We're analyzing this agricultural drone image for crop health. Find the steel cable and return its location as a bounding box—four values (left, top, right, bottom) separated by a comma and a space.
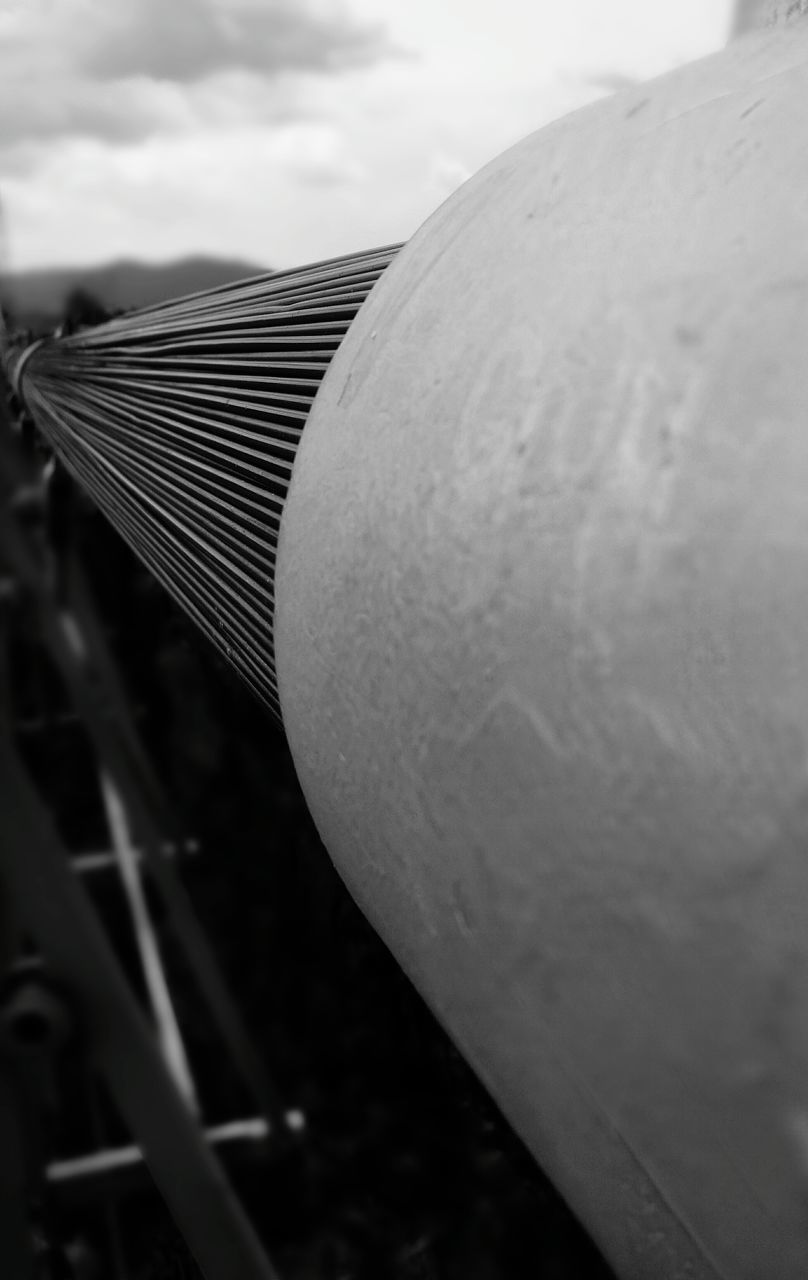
9, 243, 402, 719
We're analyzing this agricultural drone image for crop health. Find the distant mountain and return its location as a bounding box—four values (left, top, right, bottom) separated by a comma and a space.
2, 254, 270, 333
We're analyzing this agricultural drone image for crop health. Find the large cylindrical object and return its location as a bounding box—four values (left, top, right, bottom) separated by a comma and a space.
276, 21, 808, 1280
734, 0, 808, 35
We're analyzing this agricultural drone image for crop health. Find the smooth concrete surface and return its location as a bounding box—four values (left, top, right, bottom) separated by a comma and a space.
276, 22, 808, 1279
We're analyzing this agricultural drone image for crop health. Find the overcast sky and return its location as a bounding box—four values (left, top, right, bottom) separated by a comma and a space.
0, 0, 735, 272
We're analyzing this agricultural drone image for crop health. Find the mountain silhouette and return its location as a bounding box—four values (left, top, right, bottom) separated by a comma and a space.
2, 254, 270, 332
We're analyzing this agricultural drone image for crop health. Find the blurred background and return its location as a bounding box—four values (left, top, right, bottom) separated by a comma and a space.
1, 3, 742, 1277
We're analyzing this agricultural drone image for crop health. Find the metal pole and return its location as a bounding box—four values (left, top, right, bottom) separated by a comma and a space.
0, 1064, 35, 1280
99, 769, 199, 1116
0, 733, 280, 1280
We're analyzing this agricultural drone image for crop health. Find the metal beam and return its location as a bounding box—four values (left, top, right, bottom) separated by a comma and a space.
48, 1118, 270, 1202
0, 732, 279, 1280
0, 1065, 35, 1280
0, 451, 286, 1136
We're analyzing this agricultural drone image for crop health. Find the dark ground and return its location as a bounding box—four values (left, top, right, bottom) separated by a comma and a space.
4, 391, 617, 1278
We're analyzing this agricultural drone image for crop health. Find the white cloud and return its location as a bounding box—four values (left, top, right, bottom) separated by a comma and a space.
265, 123, 366, 185
78, 0, 394, 84
1, 0, 736, 271
0, 0, 397, 149
428, 155, 474, 198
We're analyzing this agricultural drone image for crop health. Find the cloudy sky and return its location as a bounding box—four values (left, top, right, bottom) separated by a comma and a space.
0, 0, 736, 271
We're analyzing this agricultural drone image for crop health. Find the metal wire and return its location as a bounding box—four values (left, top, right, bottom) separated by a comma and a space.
8, 243, 402, 719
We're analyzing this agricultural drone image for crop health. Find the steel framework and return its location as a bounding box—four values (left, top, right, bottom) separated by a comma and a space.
0, 382, 286, 1279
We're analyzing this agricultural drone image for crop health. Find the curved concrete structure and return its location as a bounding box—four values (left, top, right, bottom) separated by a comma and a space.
276, 22, 808, 1279
734, 0, 808, 36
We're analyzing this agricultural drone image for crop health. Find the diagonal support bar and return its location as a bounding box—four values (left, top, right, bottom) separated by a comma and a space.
0, 436, 286, 1134
0, 732, 279, 1280
99, 768, 199, 1115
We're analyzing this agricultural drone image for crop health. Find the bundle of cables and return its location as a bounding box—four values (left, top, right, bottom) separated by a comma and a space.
3, 243, 401, 719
